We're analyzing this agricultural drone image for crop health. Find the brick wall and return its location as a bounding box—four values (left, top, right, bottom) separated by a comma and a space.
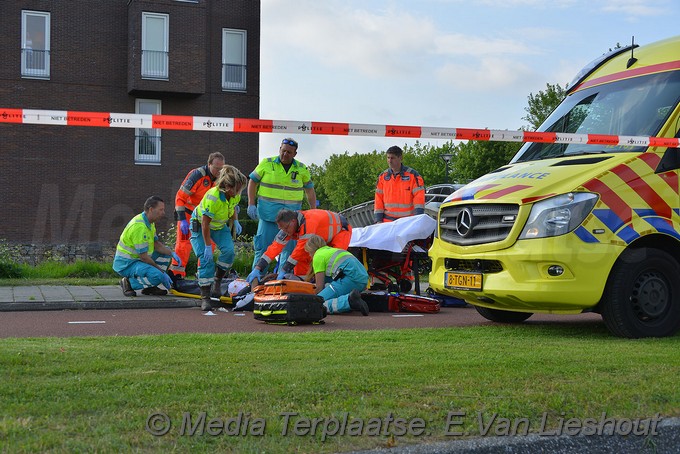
0, 0, 261, 246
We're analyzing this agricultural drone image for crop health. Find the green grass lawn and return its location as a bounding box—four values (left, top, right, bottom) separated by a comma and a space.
2, 325, 679, 453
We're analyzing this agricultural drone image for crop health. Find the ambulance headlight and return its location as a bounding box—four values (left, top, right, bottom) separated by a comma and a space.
520, 193, 598, 239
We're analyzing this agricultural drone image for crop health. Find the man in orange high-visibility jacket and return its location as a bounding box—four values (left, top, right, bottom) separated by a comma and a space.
374, 146, 425, 223
170, 152, 225, 277
246, 209, 352, 282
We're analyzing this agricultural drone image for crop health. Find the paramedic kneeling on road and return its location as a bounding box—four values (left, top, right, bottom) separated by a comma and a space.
246, 138, 316, 272
374, 145, 425, 223
190, 165, 247, 311
114, 196, 180, 297
304, 235, 369, 315
247, 209, 352, 283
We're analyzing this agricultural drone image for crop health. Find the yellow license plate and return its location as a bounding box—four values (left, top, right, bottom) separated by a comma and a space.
445, 272, 482, 291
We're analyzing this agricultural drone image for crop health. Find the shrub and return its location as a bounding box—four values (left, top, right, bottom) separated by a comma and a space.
0, 261, 23, 278
0, 240, 24, 278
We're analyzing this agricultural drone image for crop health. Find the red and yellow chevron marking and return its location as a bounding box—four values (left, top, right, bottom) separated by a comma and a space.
582, 154, 680, 236
478, 184, 533, 200
448, 183, 541, 201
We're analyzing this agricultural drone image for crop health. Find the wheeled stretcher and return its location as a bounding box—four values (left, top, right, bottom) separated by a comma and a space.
348, 214, 436, 295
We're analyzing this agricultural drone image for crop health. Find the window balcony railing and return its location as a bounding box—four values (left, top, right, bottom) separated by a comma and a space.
141, 50, 169, 79
135, 132, 161, 164
222, 63, 246, 91
21, 48, 50, 78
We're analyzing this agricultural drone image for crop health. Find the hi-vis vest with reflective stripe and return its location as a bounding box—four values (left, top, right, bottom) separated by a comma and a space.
115, 213, 155, 260
175, 165, 216, 218
311, 246, 353, 278
261, 209, 349, 267
250, 157, 311, 205
374, 165, 425, 221
192, 186, 240, 230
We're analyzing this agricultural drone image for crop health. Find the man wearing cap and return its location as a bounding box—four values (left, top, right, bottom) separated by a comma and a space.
246, 138, 316, 272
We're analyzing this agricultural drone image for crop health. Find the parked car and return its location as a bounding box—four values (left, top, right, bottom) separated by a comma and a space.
424, 183, 466, 204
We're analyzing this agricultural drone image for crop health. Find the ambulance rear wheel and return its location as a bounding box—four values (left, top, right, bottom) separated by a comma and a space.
601, 248, 680, 338
475, 306, 533, 323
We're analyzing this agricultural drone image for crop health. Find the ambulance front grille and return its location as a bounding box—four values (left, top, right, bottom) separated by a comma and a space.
439, 204, 519, 246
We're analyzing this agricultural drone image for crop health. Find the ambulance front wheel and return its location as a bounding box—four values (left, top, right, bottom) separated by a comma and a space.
600, 248, 680, 338
474, 306, 533, 323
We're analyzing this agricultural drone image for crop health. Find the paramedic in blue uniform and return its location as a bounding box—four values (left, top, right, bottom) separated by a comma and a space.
304, 234, 369, 316
114, 196, 179, 297
191, 164, 247, 311
246, 137, 316, 272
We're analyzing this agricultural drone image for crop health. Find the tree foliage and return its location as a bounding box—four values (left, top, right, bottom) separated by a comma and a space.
454, 140, 521, 183
308, 82, 561, 211
317, 151, 384, 211
521, 82, 566, 131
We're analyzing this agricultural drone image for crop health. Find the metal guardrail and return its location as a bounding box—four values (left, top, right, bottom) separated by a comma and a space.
340, 200, 375, 228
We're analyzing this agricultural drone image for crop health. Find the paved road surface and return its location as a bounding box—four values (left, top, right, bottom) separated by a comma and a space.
0, 304, 604, 338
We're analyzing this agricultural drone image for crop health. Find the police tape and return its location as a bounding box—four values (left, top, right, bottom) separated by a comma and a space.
2, 107, 679, 148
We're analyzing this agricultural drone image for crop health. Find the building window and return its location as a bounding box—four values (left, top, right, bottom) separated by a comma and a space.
222, 29, 246, 91
21, 10, 50, 79
135, 99, 161, 164
141, 13, 169, 79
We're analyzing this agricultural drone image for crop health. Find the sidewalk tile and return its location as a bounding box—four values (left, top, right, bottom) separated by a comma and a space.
0, 287, 14, 303
12, 286, 45, 303
64, 286, 104, 302
38, 285, 74, 302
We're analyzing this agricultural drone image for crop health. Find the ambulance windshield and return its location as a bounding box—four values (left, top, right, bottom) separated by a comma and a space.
512, 70, 680, 163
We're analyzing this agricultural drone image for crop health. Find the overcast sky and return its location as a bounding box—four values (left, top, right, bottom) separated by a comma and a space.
259, 0, 677, 166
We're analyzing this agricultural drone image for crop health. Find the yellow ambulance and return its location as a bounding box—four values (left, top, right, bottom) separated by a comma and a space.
428, 35, 680, 338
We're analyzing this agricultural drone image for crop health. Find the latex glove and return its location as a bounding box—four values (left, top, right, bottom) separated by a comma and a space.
246, 268, 262, 284
203, 245, 213, 263
160, 273, 173, 290
233, 220, 242, 236
179, 219, 190, 235
374, 213, 384, 223
172, 252, 182, 267
247, 205, 258, 220
276, 269, 286, 280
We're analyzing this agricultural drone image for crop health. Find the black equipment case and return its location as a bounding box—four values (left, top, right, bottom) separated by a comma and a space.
253, 280, 326, 325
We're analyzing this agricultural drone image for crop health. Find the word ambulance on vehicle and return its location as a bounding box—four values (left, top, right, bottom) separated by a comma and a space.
428, 35, 680, 338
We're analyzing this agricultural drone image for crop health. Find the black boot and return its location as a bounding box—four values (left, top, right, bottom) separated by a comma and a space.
348, 289, 369, 316
200, 285, 212, 311
211, 267, 227, 299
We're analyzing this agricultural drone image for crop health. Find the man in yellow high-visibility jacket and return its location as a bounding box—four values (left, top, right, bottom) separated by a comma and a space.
113, 196, 180, 297
246, 137, 316, 272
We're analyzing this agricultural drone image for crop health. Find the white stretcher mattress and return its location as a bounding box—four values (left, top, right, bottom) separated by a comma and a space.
349, 214, 436, 253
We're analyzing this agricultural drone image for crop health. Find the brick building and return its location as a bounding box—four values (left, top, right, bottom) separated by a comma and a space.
0, 0, 260, 258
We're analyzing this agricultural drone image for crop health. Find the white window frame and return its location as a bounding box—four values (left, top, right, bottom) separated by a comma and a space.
135, 99, 162, 165
141, 12, 169, 79
222, 29, 247, 91
21, 10, 51, 79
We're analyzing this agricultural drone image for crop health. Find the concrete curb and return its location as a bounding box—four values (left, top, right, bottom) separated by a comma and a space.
0, 298, 199, 312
